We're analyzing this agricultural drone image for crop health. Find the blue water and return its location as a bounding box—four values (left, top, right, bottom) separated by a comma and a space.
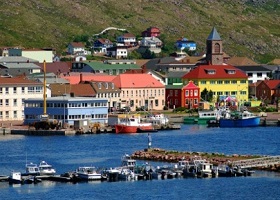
0, 125, 280, 200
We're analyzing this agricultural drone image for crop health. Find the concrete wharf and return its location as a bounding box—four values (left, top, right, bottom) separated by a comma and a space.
232, 156, 280, 169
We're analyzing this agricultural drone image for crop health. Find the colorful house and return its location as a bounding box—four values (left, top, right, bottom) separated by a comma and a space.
182, 27, 248, 106
181, 81, 200, 109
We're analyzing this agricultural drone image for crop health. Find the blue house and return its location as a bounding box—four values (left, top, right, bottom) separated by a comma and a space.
175, 38, 196, 51
24, 96, 108, 126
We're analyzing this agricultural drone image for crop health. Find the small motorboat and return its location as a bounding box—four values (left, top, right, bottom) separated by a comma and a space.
25, 162, 40, 176
76, 167, 103, 181
38, 161, 56, 175
8, 171, 22, 184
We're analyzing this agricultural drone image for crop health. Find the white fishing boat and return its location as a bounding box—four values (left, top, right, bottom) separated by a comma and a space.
38, 161, 56, 175
121, 154, 137, 170
76, 167, 102, 181
25, 162, 40, 176
8, 171, 22, 184
143, 113, 169, 125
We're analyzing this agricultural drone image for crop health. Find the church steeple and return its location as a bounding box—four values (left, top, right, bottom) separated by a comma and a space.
206, 27, 223, 65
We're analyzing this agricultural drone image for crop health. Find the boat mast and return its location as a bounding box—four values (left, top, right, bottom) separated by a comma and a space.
43, 60, 47, 116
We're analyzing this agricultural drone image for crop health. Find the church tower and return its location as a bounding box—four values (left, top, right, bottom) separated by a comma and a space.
206, 27, 223, 65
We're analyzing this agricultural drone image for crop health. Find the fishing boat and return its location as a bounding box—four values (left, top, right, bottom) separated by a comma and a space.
219, 110, 260, 128
8, 171, 22, 184
25, 162, 40, 176
142, 113, 169, 126
38, 161, 56, 175
115, 115, 154, 134
184, 109, 219, 125
76, 167, 103, 181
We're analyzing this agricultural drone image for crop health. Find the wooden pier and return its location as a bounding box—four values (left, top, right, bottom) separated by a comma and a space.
232, 156, 280, 169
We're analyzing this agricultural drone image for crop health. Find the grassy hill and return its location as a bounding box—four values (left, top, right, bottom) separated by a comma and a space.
0, 0, 279, 63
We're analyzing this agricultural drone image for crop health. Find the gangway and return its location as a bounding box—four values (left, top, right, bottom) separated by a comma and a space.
232, 156, 280, 169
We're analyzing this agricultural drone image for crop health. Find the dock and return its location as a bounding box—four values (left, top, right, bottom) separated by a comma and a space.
232, 156, 280, 169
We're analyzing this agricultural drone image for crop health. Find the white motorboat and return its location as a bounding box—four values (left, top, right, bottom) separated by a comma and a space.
143, 113, 169, 125
38, 161, 56, 175
76, 167, 102, 181
8, 171, 22, 184
121, 154, 137, 170
25, 162, 40, 175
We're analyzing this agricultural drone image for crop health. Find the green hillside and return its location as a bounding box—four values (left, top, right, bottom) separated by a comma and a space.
1, 0, 279, 63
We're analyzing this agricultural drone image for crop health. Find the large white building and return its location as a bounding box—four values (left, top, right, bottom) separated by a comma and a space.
0, 77, 43, 122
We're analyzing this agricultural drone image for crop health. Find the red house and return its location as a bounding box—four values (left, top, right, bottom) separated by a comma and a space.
181, 81, 200, 109
142, 27, 161, 37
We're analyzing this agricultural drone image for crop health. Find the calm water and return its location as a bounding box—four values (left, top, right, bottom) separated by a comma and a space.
0, 125, 279, 200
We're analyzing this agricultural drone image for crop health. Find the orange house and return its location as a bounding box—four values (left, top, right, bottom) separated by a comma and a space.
181, 81, 200, 109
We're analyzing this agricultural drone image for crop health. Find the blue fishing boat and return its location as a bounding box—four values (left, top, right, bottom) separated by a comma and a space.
219, 110, 260, 128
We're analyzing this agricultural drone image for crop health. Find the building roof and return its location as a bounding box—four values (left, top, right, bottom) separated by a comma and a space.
50, 83, 95, 97
37, 62, 71, 74
0, 62, 41, 69
97, 38, 113, 44
182, 80, 199, 90
113, 73, 165, 88
0, 56, 39, 63
61, 72, 116, 84
166, 71, 188, 78
84, 61, 140, 70
0, 76, 42, 85
227, 57, 258, 66
235, 65, 272, 72
121, 33, 135, 38
207, 27, 221, 40
70, 42, 85, 48
182, 64, 248, 79
90, 82, 121, 93
264, 80, 280, 89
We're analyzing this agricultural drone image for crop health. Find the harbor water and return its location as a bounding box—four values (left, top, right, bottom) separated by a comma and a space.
0, 124, 279, 200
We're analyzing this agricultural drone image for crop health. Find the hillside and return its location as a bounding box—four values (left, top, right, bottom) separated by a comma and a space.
0, 0, 279, 63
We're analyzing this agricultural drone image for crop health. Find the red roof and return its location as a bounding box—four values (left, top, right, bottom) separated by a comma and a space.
60, 72, 116, 84
182, 80, 199, 90
264, 80, 280, 89
113, 74, 164, 88
0, 77, 41, 85
122, 33, 135, 38
70, 42, 85, 48
182, 64, 247, 79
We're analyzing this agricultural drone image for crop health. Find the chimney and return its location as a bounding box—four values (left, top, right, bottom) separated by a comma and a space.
80, 73, 83, 83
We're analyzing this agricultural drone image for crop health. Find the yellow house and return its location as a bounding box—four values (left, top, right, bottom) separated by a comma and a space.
182, 64, 248, 105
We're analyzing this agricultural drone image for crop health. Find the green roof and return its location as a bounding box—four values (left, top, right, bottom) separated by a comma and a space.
84, 61, 141, 70
166, 85, 183, 89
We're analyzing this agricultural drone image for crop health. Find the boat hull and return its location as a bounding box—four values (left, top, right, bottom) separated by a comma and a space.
115, 124, 154, 134
219, 117, 260, 128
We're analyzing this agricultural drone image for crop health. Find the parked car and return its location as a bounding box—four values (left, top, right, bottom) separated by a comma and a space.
119, 106, 131, 113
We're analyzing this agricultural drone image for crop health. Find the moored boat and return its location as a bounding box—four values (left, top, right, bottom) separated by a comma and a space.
8, 171, 22, 184
25, 162, 40, 176
76, 167, 103, 181
219, 110, 260, 128
38, 161, 56, 175
115, 115, 154, 134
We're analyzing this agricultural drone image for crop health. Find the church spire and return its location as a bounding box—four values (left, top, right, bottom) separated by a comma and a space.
207, 27, 221, 41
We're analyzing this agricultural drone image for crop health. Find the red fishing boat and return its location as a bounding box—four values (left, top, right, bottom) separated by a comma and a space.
115, 115, 154, 134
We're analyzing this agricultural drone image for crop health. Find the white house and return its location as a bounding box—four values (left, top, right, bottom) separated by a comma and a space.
139, 37, 163, 54
67, 42, 88, 55
235, 65, 271, 84
22, 49, 54, 63
0, 77, 44, 121
117, 33, 137, 47
106, 46, 128, 59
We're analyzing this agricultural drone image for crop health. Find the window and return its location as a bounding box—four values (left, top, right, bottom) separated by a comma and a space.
0, 87, 2, 94
5, 99, 9, 106
185, 90, 189, 96
0, 99, 2, 106
170, 90, 173, 96
200, 81, 206, 84
210, 81, 216, 84
257, 73, 262, 78
5, 111, 9, 119
13, 99, 17, 106
13, 111, 17, 118
214, 43, 220, 53
217, 80, 223, 84
240, 80, 246, 84
155, 100, 158, 106
22, 87, 25, 94
231, 80, 237, 84
175, 90, 178, 97
194, 90, 198, 96
224, 80, 230, 84
13, 87, 17, 94
247, 73, 253, 77
5, 87, 9, 94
